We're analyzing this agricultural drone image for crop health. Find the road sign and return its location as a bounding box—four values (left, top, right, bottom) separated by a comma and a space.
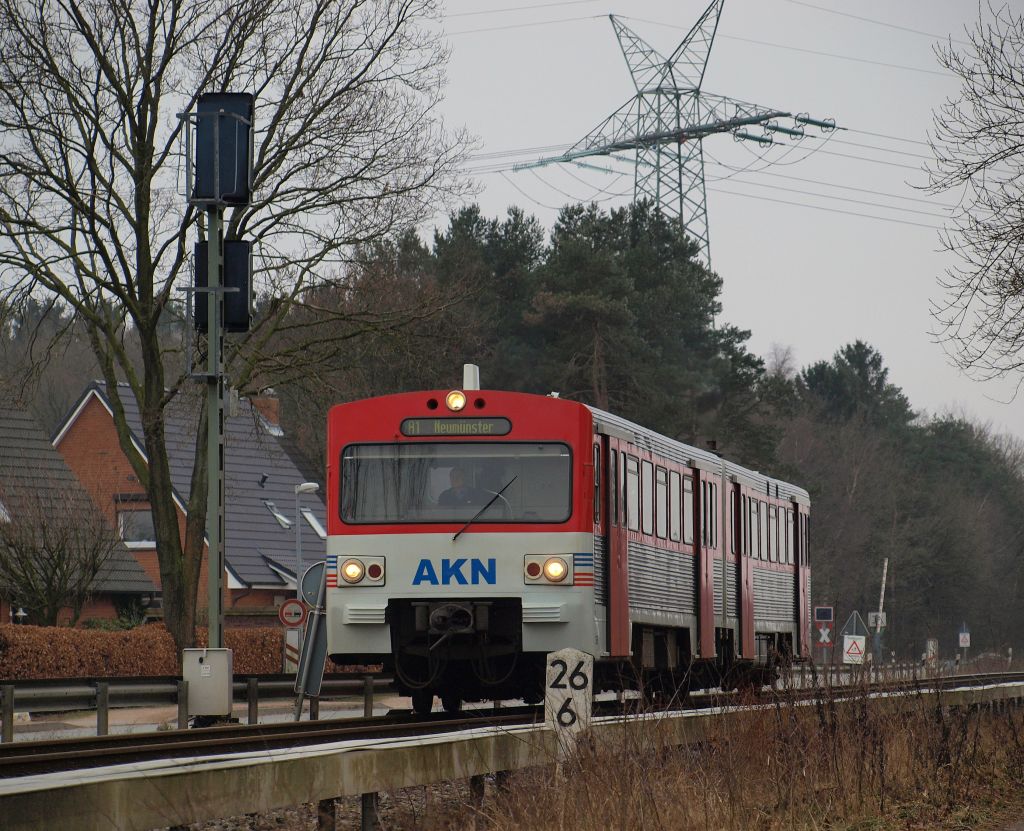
545, 648, 593, 755
843, 634, 866, 665
840, 611, 869, 638
278, 598, 308, 628
959, 631, 971, 649
867, 611, 887, 630
814, 606, 833, 623
817, 622, 833, 646
300, 561, 326, 606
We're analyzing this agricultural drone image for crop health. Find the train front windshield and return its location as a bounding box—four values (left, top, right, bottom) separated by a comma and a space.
340, 442, 572, 524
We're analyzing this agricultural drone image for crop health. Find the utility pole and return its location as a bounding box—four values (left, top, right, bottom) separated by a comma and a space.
873, 557, 888, 665
515, 0, 836, 264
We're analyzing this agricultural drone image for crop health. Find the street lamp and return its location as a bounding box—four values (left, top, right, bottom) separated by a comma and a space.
294, 482, 320, 601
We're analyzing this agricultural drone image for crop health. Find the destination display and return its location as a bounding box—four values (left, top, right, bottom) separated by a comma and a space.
400, 417, 512, 437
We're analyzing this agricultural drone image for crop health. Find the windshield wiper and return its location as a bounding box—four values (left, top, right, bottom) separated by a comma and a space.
452, 475, 517, 542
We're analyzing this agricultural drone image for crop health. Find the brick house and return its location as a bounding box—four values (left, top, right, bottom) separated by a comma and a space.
53, 383, 326, 625
0, 407, 155, 625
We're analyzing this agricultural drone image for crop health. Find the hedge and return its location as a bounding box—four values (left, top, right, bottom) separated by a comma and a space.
0, 624, 287, 679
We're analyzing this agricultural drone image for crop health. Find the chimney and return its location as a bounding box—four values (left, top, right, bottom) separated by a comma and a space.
251, 394, 280, 426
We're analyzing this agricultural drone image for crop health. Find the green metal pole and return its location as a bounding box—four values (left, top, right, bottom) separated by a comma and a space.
206, 206, 224, 649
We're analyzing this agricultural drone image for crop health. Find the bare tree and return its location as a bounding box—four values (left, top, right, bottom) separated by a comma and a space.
928, 2, 1024, 382
0, 477, 122, 625
0, 0, 470, 654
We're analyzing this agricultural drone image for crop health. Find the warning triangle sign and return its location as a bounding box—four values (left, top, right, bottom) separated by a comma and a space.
846, 639, 863, 656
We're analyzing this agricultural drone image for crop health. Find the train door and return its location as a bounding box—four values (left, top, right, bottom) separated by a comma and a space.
604, 436, 630, 658
795, 505, 811, 658
696, 468, 716, 658
738, 486, 755, 659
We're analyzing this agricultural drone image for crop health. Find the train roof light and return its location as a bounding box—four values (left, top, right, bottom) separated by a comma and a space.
446, 390, 467, 411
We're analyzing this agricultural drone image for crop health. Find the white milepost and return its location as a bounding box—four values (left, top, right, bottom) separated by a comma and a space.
545, 647, 593, 753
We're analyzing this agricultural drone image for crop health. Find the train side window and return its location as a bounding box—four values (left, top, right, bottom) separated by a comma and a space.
781, 508, 788, 564
700, 481, 707, 546
625, 456, 639, 531
655, 466, 668, 539
729, 490, 736, 554
641, 460, 654, 536
759, 501, 769, 560
620, 452, 626, 526
609, 450, 618, 527
768, 506, 778, 562
683, 476, 694, 544
669, 471, 681, 542
804, 515, 811, 566
710, 483, 718, 549
593, 445, 601, 525
748, 499, 758, 558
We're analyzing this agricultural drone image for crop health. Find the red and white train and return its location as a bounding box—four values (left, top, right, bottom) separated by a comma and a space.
324, 368, 811, 713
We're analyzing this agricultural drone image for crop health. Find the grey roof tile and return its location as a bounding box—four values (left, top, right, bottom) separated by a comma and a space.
81, 383, 325, 587
0, 407, 155, 595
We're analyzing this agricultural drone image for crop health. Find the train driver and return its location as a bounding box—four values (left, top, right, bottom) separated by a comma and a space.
438, 466, 484, 507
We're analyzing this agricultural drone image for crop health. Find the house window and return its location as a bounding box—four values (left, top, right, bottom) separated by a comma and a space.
118, 508, 155, 547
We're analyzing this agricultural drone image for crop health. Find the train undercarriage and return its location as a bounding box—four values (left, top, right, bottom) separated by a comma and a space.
346, 598, 796, 714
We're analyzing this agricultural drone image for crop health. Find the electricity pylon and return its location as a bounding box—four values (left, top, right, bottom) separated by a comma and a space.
515, 0, 834, 264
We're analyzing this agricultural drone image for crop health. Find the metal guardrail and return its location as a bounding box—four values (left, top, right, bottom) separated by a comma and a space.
2, 676, 1023, 831
0, 673, 391, 742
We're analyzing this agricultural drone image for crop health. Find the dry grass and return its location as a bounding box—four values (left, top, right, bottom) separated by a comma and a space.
382, 679, 1024, 831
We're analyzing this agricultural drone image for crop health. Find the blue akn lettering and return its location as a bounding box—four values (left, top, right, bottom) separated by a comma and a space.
412, 558, 496, 585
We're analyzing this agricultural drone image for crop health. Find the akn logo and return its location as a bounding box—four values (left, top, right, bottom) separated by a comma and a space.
412, 558, 496, 586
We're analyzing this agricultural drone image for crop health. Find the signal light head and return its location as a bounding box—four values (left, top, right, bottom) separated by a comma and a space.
341, 558, 365, 584
543, 557, 568, 582
445, 390, 467, 411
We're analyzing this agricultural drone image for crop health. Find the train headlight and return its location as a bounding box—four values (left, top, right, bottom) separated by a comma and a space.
445, 390, 467, 411
341, 558, 365, 584
543, 557, 568, 583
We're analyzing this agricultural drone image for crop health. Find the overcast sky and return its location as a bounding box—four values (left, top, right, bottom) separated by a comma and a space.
428, 0, 1024, 438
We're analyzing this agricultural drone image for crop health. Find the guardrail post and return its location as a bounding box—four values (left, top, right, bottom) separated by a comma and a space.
470, 774, 485, 806
177, 680, 189, 729
317, 797, 336, 830
360, 792, 379, 831
247, 677, 259, 725
96, 682, 109, 736
2, 685, 13, 743
363, 673, 374, 718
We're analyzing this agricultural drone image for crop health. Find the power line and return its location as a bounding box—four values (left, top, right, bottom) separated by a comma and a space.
781, 0, 971, 47
709, 187, 941, 230
497, 166, 944, 232
445, 0, 600, 19
447, 13, 597, 36
624, 15, 950, 77
704, 157, 955, 209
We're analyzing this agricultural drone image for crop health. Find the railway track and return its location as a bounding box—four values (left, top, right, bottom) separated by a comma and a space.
2, 671, 1020, 779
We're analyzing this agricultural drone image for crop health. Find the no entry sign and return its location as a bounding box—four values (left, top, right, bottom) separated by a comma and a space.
278, 598, 308, 628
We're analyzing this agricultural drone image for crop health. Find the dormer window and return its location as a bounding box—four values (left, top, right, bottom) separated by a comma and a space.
301, 508, 326, 540
263, 500, 293, 529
